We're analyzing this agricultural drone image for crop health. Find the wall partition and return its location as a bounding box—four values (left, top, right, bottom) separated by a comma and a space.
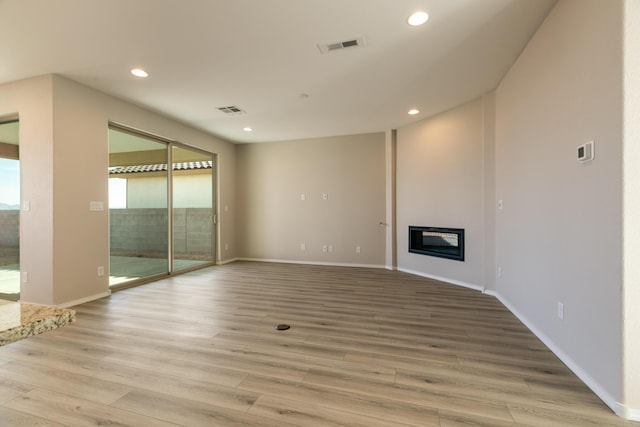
108, 126, 215, 288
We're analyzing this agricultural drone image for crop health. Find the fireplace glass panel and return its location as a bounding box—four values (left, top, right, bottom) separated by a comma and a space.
409, 226, 464, 261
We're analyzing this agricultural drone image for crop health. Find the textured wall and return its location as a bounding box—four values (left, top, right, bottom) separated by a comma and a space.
110, 208, 213, 259
0, 210, 19, 248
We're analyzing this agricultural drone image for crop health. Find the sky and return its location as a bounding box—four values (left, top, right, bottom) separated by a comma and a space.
109, 178, 127, 209
0, 158, 20, 207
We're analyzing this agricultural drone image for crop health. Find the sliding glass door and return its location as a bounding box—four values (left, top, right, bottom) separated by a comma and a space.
108, 126, 215, 287
0, 120, 19, 301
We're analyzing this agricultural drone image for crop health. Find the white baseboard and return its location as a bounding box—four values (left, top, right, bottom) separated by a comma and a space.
217, 257, 239, 265
56, 290, 112, 308
489, 290, 632, 419
236, 257, 386, 269
396, 267, 484, 292
617, 405, 640, 422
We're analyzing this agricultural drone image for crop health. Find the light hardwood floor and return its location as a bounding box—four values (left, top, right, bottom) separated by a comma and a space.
0, 261, 637, 426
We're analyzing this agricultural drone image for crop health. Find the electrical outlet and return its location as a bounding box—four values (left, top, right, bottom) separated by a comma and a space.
356, 246, 361, 253
322, 245, 328, 252
498, 267, 502, 277
22, 271, 28, 283
97, 266, 104, 276
300, 193, 306, 201
322, 193, 328, 200
300, 243, 306, 251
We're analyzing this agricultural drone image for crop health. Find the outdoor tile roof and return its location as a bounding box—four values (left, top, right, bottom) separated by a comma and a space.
109, 161, 213, 175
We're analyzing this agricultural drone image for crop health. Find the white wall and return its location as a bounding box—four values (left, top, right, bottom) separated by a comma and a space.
396, 97, 490, 289
236, 133, 386, 266
495, 0, 624, 413
0, 74, 236, 306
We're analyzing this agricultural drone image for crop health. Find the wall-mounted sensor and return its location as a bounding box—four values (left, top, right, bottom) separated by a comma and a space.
577, 141, 594, 163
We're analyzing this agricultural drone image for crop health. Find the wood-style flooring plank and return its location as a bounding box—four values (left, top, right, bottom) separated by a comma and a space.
0, 378, 33, 405
92, 362, 260, 412
439, 409, 533, 427
112, 388, 299, 427
0, 343, 111, 377
0, 406, 66, 427
238, 373, 441, 427
4, 389, 178, 427
248, 394, 420, 427
0, 360, 132, 405
301, 368, 514, 423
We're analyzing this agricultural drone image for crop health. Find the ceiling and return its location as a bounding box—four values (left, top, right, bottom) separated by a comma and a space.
0, 0, 557, 144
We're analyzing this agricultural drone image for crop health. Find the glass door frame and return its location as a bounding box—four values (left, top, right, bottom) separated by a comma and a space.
108, 123, 217, 290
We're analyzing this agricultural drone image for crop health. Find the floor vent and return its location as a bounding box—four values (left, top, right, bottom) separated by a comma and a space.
318, 36, 366, 54
217, 106, 246, 115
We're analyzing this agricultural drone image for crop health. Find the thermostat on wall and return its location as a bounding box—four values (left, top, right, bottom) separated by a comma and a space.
577, 141, 594, 163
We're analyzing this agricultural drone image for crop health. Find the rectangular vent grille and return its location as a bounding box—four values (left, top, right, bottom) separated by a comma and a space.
318, 36, 366, 54
217, 105, 246, 115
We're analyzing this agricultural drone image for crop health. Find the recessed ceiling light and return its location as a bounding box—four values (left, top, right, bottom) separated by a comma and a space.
408, 11, 429, 26
243, 127, 253, 132
408, 109, 420, 115
130, 68, 149, 78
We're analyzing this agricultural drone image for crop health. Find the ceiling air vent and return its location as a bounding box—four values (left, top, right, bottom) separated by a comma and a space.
217, 105, 246, 116
318, 36, 366, 54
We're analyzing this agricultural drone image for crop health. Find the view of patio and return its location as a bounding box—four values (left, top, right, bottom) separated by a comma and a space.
0, 209, 19, 301
0, 260, 19, 301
